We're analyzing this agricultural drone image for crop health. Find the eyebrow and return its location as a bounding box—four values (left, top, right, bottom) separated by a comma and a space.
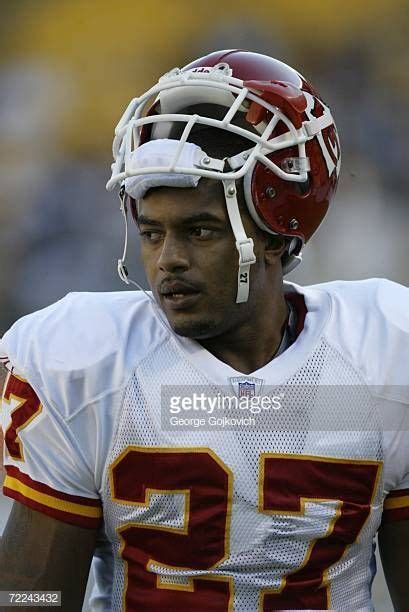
136, 215, 163, 227
137, 212, 224, 227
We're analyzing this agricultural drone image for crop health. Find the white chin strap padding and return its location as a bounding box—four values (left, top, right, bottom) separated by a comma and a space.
223, 180, 256, 304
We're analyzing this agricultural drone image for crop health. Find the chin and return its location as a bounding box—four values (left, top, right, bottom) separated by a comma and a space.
167, 314, 220, 340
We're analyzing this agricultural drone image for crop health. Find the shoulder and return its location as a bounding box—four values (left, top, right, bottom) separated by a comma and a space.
309, 277, 409, 326
0, 291, 168, 417
303, 278, 409, 392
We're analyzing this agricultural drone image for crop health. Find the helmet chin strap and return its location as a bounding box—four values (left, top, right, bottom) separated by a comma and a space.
222, 179, 256, 303
117, 186, 155, 305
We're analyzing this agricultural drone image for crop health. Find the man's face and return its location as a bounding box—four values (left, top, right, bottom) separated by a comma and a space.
137, 179, 274, 339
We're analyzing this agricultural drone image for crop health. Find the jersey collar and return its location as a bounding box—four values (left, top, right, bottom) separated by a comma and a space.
169, 281, 331, 386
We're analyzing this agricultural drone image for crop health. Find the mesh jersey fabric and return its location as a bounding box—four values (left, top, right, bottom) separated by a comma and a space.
1, 278, 409, 611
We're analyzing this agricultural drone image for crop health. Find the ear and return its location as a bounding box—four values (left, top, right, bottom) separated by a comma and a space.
264, 234, 287, 266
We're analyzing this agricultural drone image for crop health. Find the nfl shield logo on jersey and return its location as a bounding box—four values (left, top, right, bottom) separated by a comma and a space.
238, 381, 256, 397
229, 376, 264, 397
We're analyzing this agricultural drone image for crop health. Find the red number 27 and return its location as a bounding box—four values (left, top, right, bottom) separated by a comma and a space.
110, 447, 380, 611
2, 373, 42, 462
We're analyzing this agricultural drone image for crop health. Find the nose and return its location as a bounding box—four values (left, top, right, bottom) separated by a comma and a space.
157, 234, 190, 274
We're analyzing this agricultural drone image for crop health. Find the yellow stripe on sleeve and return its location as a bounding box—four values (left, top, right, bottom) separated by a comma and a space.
4, 475, 102, 519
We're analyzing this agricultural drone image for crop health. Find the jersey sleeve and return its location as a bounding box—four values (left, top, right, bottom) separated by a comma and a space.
319, 279, 409, 525
368, 281, 409, 523
0, 291, 162, 530
1, 368, 103, 529
381, 423, 409, 525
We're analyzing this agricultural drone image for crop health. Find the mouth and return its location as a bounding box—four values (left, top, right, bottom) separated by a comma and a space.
159, 281, 202, 311
162, 293, 201, 310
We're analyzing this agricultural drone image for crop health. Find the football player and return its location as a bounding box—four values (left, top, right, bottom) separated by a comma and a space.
0, 50, 408, 611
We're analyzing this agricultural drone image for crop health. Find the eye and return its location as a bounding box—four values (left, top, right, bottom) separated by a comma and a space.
190, 227, 214, 239
139, 230, 163, 243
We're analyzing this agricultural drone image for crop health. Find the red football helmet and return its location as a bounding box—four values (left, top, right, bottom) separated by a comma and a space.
107, 50, 341, 301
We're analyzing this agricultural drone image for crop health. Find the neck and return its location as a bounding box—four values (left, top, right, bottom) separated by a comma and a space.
199, 285, 288, 375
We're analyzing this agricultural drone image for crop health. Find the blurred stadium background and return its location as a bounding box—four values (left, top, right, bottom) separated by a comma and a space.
0, 1, 408, 609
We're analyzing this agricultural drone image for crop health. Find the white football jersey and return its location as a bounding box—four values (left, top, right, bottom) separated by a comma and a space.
1, 279, 409, 612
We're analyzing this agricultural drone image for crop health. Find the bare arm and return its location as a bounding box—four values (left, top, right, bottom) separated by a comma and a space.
0, 502, 98, 611
379, 520, 409, 611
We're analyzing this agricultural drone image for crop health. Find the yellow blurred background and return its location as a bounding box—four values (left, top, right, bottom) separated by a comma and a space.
1, 0, 408, 332
0, 2, 408, 609
2, 0, 408, 155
